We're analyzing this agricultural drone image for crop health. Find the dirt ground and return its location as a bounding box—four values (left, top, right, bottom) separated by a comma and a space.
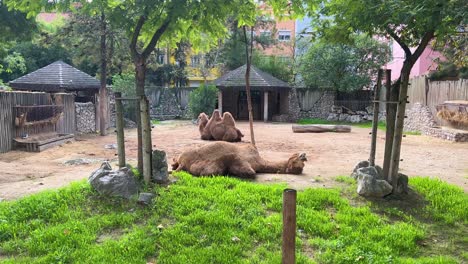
1, 121, 467, 200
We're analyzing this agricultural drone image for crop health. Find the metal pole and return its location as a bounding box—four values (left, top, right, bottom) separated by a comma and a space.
282, 189, 297, 264
115, 92, 126, 168
369, 69, 383, 167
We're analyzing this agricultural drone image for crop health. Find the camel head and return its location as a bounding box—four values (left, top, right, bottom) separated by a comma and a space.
285, 153, 307, 174
197, 112, 209, 126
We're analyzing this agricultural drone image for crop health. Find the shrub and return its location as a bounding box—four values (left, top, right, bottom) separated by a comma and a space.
188, 84, 218, 118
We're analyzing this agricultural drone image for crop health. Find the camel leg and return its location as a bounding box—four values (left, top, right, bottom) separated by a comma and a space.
228, 159, 256, 178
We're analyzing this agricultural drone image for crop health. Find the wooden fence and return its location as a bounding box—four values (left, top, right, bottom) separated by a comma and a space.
407, 77, 467, 124
0, 91, 75, 153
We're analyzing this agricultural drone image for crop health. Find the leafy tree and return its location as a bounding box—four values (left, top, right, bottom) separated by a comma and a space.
297, 34, 390, 91
271, 0, 466, 191
188, 84, 219, 118
252, 53, 293, 83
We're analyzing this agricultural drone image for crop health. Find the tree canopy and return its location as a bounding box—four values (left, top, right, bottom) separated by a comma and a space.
297, 34, 390, 91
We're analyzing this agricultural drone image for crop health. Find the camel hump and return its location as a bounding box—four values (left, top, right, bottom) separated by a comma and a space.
222, 112, 236, 126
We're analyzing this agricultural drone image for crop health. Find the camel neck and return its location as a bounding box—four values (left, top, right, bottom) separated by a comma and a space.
258, 160, 288, 174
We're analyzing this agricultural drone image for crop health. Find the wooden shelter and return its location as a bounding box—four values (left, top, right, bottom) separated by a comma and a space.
215, 65, 291, 121
9, 60, 100, 102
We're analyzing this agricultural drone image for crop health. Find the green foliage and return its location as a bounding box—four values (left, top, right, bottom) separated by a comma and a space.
0, 174, 466, 263
297, 34, 390, 91
429, 61, 468, 81
112, 73, 135, 96
188, 84, 219, 118
253, 54, 293, 83
410, 177, 468, 224
0, 3, 36, 42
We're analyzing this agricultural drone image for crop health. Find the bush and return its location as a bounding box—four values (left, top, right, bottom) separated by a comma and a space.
188, 84, 218, 118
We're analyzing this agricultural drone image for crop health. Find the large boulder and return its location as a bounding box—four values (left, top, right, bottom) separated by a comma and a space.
351, 160, 369, 179
357, 174, 393, 197
152, 149, 169, 183
88, 162, 139, 199
349, 115, 362, 123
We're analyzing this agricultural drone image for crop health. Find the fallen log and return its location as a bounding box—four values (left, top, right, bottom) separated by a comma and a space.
292, 124, 351, 133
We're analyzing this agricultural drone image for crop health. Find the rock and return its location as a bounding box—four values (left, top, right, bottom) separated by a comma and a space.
137, 192, 155, 205
64, 158, 102, 166
88, 162, 139, 199
327, 113, 339, 121
357, 174, 393, 197
356, 111, 367, 115
351, 160, 369, 179
339, 114, 349, 122
104, 144, 117, 149
124, 118, 137, 129
375, 165, 384, 178
357, 166, 384, 180
366, 106, 374, 114
349, 115, 362, 123
395, 173, 409, 194
152, 149, 169, 183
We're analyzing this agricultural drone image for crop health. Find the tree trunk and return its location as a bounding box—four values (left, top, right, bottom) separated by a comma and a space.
369, 69, 382, 167
99, 12, 108, 136
388, 62, 412, 191
135, 58, 146, 175
383, 71, 399, 182
135, 58, 152, 183
243, 26, 256, 146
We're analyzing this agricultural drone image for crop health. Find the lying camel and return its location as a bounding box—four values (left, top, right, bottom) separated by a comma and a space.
198, 110, 244, 142
172, 141, 307, 178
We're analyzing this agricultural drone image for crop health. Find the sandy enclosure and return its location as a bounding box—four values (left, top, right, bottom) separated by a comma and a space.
0, 121, 467, 200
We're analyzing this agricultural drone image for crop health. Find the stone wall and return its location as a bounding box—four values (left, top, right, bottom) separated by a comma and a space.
75, 102, 96, 133
147, 88, 192, 120
297, 90, 336, 119
404, 103, 468, 142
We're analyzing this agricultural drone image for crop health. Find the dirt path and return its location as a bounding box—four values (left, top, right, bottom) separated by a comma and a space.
1, 121, 467, 200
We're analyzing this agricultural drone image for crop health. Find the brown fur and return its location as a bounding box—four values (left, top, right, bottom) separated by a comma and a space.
172, 142, 307, 178
198, 110, 244, 142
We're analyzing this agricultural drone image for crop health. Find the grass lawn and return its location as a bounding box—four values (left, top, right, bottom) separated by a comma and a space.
298, 118, 421, 135
1, 173, 466, 263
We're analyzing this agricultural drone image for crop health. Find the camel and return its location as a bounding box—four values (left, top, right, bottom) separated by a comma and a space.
198, 110, 244, 142
172, 141, 307, 178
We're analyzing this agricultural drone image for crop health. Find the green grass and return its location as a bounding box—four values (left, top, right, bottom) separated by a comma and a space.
298, 118, 386, 131
151, 120, 160, 125
0, 174, 466, 263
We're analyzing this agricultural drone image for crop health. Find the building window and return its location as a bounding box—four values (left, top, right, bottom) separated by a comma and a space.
278, 30, 291, 41
191, 55, 201, 67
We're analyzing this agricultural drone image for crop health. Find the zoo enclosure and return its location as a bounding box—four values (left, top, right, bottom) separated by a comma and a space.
0, 91, 75, 153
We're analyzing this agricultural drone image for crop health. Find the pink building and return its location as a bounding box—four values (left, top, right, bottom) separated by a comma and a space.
385, 40, 443, 81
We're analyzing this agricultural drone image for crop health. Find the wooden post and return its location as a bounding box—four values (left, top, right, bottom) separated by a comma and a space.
218, 91, 223, 112
136, 99, 143, 174
383, 70, 399, 182
369, 69, 382, 167
115, 92, 126, 168
264, 91, 269, 122
389, 67, 411, 192
140, 95, 152, 184
282, 189, 297, 264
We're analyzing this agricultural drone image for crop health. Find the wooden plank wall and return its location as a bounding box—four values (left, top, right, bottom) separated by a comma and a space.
407, 77, 468, 124
0, 91, 76, 153
0, 92, 13, 153
55, 93, 76, 134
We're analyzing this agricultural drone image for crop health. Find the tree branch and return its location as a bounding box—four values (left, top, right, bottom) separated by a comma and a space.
141, 18, 171, 59
130, 15, 146, 59
410, 31, 435, 63
386, 27, 411, 58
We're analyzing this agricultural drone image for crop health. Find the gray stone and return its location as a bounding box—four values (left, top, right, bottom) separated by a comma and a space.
137, 192, 155, 205
357, 174, 393, 197
375, 165, 384, 179
356, 111, 367, 115
327, 113, 339, 121
75, 102, 96, 133
339, 114, 349, 122
357, 166, 384, 180
64, 158, 102, 166
152, 149, 169, 183
395, 173, 409, 194
349, 115, 362, 123
104, 144, 117, 149
88, 162, 139, 199
351, 160, 369, 179
366, 106, 374, 114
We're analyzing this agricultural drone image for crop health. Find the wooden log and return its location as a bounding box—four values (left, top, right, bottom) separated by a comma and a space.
115, 92, 126, 168
292, 124, 351, 133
